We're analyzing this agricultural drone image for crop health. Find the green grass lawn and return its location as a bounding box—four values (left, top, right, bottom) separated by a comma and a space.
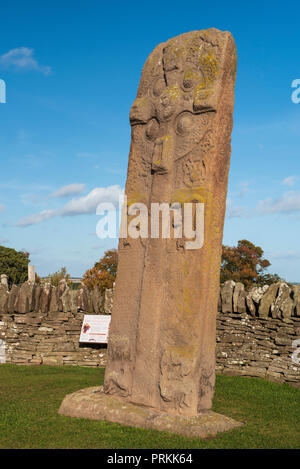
0, 364, 299, 449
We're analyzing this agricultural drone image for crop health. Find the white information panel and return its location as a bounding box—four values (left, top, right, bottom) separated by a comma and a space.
79, 315, 111, 344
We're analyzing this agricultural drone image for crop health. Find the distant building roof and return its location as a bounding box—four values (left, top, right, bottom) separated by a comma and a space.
69, 278, 83, 284
40, 277, 83, 284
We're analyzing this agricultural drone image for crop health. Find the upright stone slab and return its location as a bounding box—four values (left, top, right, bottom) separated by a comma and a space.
28, 265, 35, 284
60, 29, 239, 436
0, 274, 8, 289
105, 29, 237, 415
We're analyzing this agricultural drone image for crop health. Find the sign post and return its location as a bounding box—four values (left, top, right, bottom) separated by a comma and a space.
79, 315, 111, 344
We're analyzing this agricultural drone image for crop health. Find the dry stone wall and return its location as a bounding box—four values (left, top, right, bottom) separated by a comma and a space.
216, 280, 300, 387
216, 312, 300, 387
0, 280, 110, 367
0, 279, 299, 387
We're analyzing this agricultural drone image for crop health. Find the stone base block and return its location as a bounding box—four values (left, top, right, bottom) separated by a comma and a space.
58, 386, 243, 439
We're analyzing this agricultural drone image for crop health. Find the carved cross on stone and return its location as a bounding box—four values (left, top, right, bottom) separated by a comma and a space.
59, 30, 240, 437
103, 29, 237, 416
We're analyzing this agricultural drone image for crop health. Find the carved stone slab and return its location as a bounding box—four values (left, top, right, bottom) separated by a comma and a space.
59, 29, 237, 434
103, 29, 237, 417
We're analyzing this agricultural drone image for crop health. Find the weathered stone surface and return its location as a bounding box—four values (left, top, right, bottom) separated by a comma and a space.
218, 292, 222, 312
245, 293, 256, 316
293, 285, 300, 317
59, 386, 242, 438
39, 282, 52, 314
28, 265, 35, 283
33, 285, 42, 312
55, 342, 75, 353
0, 274, 8, 288
233, 282, 246, 314
15, 282, 35, 314
77, 286, 91, 312
251, 285, 269, 305
274, 335, 291, 346
271, 283, 293, 319
0, 284, 8, 314
61, 288, 78, 313
90, 287, 104, 314
104, 287, 114, 315
57, 279, 67, 311
49, 286, 59, 311
259, 283, 280, 318
104, 29, 237, 419
245, 285, 268, 316
7, 285, 19, 313
221, 281, 235, 313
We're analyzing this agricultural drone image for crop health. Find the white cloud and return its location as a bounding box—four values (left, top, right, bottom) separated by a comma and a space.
17, 185, 124, 227
0, 204, 5, 212
17, 209, 55, 226
0, 47, 51, 75
50, 183, 86, 198
282, 176, 296, 187
257, 191, 300, 214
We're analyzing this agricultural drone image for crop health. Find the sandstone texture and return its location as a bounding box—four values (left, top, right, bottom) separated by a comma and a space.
59, 386, 242, 438
104, 28, 237, 417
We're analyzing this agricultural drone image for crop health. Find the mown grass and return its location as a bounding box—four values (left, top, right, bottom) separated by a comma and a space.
0, 364, 299, 449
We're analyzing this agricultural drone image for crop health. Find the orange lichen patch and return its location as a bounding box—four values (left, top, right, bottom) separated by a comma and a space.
161, 135, 173, 161
194, 84, 212, 101
171, 187, 213, 205
183, 68, 202, 81
127, 192, 148, 207
165, 344, 196, 362
199, 50, 218, 80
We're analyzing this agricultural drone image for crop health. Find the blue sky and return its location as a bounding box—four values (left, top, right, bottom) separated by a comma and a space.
0, 1, 300, 281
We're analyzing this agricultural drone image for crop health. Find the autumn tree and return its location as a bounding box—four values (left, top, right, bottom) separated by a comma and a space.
83, 249, 118, 293
83, 242, 279, 293
220, 239, 281, 288
0, 245, 30, 286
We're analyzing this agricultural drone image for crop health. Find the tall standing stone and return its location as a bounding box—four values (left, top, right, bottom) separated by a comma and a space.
59, 29, 240, 436
104, 29, 237, 415
0, 274, 8, 289
28, 265, 35, 283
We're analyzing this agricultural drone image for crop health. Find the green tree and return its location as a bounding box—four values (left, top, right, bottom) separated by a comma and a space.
221, 239, 281, 288
46, 266, 71, 287
0, 245, 30, 286
83, 249, 118, 293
